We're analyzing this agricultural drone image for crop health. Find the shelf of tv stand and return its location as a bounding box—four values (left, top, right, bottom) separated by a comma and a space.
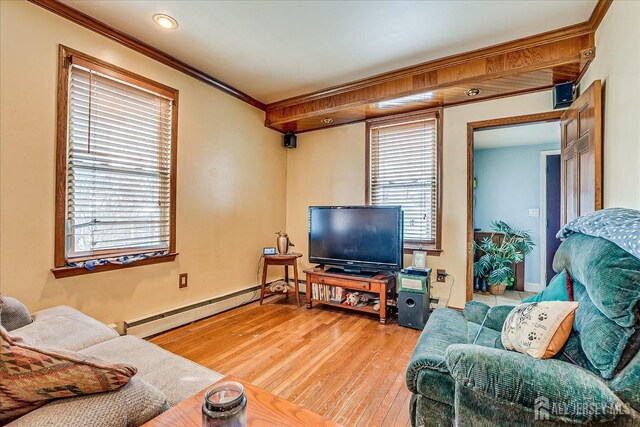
304, 267, 396, 324
311, 299, 380, 315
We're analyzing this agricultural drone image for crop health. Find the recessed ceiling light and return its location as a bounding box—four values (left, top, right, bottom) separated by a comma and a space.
465, 88, 481, 97
153, 14, 178, 30
320, 118, 334, 124
378, 92, 434, 109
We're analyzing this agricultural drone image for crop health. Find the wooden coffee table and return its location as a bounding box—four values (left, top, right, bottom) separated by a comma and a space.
143, 376, 342, 426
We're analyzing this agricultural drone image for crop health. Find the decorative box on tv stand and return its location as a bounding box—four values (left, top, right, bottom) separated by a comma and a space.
398, 267, 431, 293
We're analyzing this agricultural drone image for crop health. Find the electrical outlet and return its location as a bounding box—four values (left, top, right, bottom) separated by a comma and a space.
179, 273, 188, 288
436, 269, 447, 282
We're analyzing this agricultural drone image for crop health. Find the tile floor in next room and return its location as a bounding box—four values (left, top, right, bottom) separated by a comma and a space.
472, 289, 537, 307
150, 294, 421, 427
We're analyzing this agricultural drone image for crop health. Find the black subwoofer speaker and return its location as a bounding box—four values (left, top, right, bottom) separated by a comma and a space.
398, 291, 430, 330
283, 132, 297, 148
553, 82, 575, 109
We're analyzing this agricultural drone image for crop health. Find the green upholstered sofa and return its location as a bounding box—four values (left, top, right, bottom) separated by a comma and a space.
406, 233, 640, 426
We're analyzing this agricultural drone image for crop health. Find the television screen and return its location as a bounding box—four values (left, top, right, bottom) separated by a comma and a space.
308, 206, 403, 272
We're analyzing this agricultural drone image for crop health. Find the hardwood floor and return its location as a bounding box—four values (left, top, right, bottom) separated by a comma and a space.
150, 295, 421, 427
473, 289, 537, 307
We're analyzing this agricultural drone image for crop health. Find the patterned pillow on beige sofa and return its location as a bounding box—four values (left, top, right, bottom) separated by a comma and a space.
0, 295, 33, 331
0, 327, 137, 423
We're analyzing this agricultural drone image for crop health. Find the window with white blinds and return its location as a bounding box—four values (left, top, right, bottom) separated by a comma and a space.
59, 51, 177, 263
368, 114, 440, 248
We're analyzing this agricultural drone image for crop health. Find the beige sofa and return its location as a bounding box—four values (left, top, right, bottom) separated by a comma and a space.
3, 303, 222, 426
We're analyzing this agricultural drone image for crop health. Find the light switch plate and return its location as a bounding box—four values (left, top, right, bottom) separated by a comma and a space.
528, 208, 540, 217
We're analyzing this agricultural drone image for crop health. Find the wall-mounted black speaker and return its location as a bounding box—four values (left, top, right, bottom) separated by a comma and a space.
553, 82, 575, 109
398, 291, 430, 330
283, 132, 297, 149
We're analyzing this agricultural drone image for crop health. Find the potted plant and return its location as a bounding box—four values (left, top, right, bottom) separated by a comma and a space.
473, 262, 488, 293
473, 221, 534, 295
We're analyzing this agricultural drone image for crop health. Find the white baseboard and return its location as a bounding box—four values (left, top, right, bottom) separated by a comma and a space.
524, 282, 544, 293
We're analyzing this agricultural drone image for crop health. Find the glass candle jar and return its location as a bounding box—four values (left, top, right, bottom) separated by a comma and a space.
202, 381, 247, 427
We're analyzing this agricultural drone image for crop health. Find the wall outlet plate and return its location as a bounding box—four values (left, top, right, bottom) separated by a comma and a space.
436, 269, 447, 282
179, 273, 188, 288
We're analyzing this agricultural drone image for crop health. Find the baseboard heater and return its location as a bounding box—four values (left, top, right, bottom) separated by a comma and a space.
124, 285, 262, 338
124, 280, 308, 338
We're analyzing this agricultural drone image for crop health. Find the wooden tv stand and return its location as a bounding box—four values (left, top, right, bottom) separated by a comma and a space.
304, 267, 396, 324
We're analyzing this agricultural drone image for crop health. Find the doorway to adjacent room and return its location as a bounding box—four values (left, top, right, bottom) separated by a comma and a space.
466, 112, 563, 306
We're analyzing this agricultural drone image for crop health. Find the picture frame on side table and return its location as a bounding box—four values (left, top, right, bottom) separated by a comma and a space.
412, 251, 427, 269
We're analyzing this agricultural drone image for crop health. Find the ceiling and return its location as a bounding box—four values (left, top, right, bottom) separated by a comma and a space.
61, 0, 597, 104
474, 121, 561, 150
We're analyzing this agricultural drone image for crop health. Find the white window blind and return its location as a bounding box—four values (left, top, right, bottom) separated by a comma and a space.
369, 116, 438, 243
65, 63, 174, 260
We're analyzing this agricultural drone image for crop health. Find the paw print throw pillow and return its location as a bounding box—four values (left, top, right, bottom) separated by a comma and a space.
501, 301, 579, 359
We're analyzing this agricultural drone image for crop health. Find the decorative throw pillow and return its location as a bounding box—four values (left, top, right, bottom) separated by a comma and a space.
501, 301, 579, 359
0, 295, 33, 331
523, 270, 573, 303
0, 327, 137, 423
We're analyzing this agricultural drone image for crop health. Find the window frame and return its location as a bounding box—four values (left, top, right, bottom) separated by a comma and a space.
53, 46, 179, 278
365, 108, 443, 256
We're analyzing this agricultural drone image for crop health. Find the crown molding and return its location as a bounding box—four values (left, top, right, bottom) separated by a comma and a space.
28, 0, 266, 111
588, 0, 613, 31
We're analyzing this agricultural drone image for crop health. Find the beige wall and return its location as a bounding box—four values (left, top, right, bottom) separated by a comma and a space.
581, 0, 640, 209
285, 123, 367, 274
0, 1, 286, 327
287, 92, 554, 309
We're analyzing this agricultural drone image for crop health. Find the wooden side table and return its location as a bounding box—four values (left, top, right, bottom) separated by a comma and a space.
260, 253, 302, 307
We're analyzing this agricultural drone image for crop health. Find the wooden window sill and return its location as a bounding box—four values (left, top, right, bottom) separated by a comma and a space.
403, 246, 442, 256
51, 253, 178, 279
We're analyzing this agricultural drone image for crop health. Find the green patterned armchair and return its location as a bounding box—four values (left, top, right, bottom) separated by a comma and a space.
406, 233, 640, 426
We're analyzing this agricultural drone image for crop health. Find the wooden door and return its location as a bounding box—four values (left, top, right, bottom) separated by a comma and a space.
560, 80, 602, 225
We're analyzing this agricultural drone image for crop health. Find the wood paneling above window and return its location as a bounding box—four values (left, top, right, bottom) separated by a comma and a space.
265, 33, 595, 133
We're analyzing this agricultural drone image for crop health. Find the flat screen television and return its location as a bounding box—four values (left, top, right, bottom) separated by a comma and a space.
308, 206, 403, 273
